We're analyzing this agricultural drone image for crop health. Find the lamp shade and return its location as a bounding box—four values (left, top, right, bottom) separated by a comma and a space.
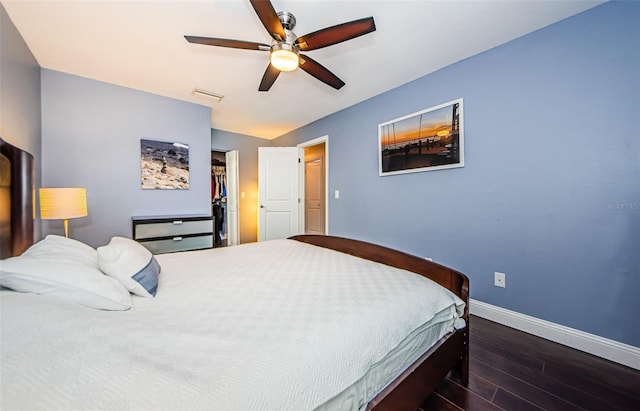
39, 188, 87, 220
270, 44, 299, 72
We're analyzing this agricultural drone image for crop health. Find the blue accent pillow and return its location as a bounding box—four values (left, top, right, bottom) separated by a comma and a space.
97, 237, 160, 297
131, 256, 160, 297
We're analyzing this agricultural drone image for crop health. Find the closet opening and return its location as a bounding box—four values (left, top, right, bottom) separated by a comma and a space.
211, 150, 227, 247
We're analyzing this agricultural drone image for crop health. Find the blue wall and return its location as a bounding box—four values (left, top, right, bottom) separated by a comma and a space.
274, 1, 640, 346
0, 3, 41, 159
41, 70, 212, 247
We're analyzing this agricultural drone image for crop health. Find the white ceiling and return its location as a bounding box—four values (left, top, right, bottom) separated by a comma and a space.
3, 0, 603, 139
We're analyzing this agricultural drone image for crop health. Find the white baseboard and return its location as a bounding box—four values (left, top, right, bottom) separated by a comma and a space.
470, 299, 640, 370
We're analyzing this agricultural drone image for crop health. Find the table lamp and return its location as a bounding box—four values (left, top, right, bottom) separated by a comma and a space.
39, 187, 88, 238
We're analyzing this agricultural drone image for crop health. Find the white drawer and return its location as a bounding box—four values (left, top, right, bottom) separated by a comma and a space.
138, 235, 213, 254
134, 219, 213, 239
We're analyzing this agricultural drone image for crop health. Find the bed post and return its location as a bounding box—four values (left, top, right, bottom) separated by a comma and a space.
458, 278, 470, 385
458, 318, 470, 386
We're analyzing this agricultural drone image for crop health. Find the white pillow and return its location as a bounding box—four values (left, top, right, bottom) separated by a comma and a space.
0, 256, 132, 311
97, 237, 160, 297
22, 234, 99, 268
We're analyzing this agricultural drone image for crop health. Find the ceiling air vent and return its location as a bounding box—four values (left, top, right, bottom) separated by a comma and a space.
192, 88, 224, 102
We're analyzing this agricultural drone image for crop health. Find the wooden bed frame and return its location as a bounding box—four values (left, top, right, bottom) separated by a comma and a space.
1, 138, 469, 410
291, 234, 469, 411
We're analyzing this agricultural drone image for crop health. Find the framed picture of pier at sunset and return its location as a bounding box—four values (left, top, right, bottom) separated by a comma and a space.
378, 98, 464, 176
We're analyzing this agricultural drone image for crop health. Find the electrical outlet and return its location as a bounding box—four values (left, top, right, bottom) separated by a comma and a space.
494, 272, 506, 288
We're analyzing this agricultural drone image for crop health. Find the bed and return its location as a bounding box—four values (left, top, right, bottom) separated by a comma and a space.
0, 138, 469, 410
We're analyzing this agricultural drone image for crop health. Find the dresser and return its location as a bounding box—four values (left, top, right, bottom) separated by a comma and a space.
132, 215, 214, 254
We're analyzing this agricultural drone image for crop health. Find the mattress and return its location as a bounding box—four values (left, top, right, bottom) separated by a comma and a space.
1, 239, 465, 410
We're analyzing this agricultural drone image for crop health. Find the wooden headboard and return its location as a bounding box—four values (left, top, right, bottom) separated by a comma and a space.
0, 137, 35, 258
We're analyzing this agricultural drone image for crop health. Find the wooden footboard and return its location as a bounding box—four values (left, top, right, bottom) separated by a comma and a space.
367, 328, 467, 411
290, 234, 469, 410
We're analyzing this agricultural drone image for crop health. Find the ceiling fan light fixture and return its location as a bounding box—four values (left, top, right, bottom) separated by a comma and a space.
270, 43, 299, 72
185, 0, 376, 91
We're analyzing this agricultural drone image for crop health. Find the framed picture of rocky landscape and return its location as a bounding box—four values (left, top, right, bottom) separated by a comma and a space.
140, 139, 190, 189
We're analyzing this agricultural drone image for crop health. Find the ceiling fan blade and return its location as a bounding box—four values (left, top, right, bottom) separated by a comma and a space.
249, 0, 286, 41
299, 54, 345, 90
296, 17, 375, 51
185, 35, 269, 51
259, 64, 281, 92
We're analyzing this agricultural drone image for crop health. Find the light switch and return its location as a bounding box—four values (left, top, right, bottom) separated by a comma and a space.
334, 190, 340, 199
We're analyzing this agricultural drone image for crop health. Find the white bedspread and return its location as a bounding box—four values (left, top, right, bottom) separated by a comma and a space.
1, 239, 464, 410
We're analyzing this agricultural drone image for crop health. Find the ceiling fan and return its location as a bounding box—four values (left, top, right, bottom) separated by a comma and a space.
185, 0, 376, 92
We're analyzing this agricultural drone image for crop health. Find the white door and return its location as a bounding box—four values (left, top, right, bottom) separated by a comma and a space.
225, 150, 239, 246
258, 147, 303, 241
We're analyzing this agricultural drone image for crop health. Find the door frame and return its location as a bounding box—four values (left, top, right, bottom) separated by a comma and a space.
298, 135, 329, 235
211, 148, 240, 246
225, 150, 239, 246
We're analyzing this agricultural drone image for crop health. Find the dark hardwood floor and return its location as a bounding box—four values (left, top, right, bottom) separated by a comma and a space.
420, 315, 640, 410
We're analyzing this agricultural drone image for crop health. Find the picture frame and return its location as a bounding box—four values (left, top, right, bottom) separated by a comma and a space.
378, 98, 463, 176
140, 138, 190, 189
